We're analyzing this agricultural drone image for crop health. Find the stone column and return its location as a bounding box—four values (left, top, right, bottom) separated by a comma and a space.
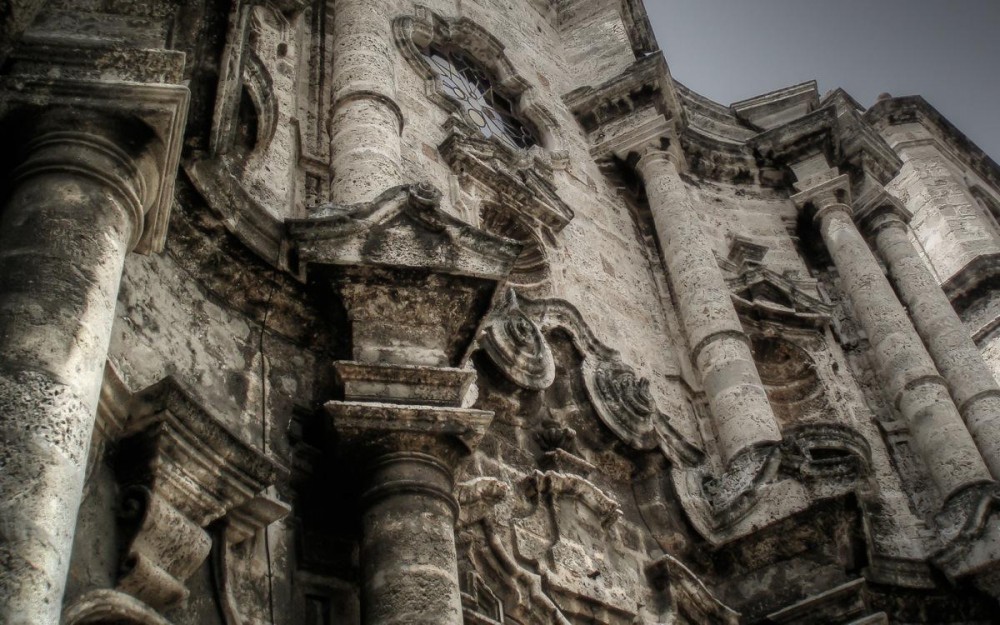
329, 399, 492, 625
636, 150, 782, 465
362, 450, 463, 625
794, 175, 993, 502
866, 202, 1000, 479
330, 0, 403, 204
0, 113, 159, 624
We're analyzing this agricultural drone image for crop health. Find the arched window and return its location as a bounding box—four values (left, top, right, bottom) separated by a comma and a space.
421, 45, 539, 151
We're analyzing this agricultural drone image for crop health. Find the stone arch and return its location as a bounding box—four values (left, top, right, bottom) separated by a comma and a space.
236, 49, 279, 164
394, 6, 566, 155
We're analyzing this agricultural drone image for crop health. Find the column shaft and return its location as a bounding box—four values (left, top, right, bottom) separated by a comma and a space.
330, 0, 402, 204
361, 452, 464, 625
873, 216, 1000, 478
0, 129, 146, 624
818, 206, 991, 500
638, 152, 782, 464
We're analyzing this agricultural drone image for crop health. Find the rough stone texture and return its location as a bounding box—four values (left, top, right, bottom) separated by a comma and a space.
4, 1, 1000, 624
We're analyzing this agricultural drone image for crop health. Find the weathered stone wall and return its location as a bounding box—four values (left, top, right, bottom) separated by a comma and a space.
3, 1, 1000, 624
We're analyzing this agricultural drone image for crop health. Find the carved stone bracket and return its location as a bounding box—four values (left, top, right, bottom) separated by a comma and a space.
481, 290, 555, 391
115, 378, 289, 609
509, 294, 704, 467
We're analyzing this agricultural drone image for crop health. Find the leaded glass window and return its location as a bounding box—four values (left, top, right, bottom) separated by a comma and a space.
422, 46, 538, 150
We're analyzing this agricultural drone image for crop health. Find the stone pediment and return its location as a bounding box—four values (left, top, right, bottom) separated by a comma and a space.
726, 265, 833, 328
732, 81, 820, 132
439, 125, 574, 234
288, 182, 521, 281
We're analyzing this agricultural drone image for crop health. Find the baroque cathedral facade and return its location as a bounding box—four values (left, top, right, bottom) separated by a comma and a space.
4, 1, 1000, 623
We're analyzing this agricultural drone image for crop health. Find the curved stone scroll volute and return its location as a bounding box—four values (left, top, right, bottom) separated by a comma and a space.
585, 359, 659, 450
114, 377, 290, 611
481, 289, 556, 390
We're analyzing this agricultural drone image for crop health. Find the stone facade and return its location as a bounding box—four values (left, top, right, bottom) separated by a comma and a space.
2, 1, 1000, 624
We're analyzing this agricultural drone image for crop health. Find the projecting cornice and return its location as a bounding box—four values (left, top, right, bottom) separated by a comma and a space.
866, 95, 1000, 194
563, 53, 684, 134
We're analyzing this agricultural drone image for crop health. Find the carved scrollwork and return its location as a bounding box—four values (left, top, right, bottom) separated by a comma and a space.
481, 290, 555, 390
584, 359, 659, 450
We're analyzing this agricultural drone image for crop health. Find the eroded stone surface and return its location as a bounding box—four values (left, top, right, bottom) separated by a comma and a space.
3, 1, 1000, 624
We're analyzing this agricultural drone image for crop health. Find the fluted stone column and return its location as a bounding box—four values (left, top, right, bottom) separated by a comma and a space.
330, 0, 403, 204
0, 114, 159, 624
866, 204, 1000, 479
794, 175, 992, 502
636, 150, 782, 464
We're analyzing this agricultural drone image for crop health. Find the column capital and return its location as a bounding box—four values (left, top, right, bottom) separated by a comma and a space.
854, 187, 911, 235
1, 84, 188, 254
791, 172, 853, 224
9, 112, 162, 252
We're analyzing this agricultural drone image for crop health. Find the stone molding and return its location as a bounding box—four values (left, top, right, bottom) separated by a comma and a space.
115, 377, 289, 609
1, 69, 189, 256
289, 182, 521, 282
439, 120, 574, 231
63, 589, 174, 625
646, 555, 741, 625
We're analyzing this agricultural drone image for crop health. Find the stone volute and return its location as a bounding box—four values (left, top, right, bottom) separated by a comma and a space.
288, 182, 520, 625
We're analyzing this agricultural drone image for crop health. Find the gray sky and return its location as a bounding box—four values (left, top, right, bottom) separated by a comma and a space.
645, 0, 1000, 161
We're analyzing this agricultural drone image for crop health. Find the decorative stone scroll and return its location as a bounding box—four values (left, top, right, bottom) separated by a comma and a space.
115, 377, 289, 609
481, 289, 555, 390
587, 360, 658, 449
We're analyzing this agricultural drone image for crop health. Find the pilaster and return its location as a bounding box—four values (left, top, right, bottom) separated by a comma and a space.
289, 183, 520, 624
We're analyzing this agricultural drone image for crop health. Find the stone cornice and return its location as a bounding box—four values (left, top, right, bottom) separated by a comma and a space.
563, 53, 683, 134
752, 106, 839, 169
288, 183, 522, 282
825, 90, 902, 186
866, 95, 1000, 195
732, 81, 819, 132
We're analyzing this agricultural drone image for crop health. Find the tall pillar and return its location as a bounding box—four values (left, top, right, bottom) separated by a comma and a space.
330, 0, 403, 204
0, 113, 160, 624
636, 150, 782, 465
864, 200, 1000, 479
793, 175, 993, 502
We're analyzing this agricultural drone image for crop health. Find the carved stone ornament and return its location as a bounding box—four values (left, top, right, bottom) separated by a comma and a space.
114, 377, 290, 609
590, 360, 657, 447
481, 289, 555, 390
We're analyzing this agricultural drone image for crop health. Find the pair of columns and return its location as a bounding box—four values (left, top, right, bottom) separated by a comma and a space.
0, 112, 163, 624
791, 173, 998, 504
632, 147, 999, 510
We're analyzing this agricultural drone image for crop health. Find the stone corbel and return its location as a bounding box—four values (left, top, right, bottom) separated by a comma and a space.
115, 378, 289, 610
